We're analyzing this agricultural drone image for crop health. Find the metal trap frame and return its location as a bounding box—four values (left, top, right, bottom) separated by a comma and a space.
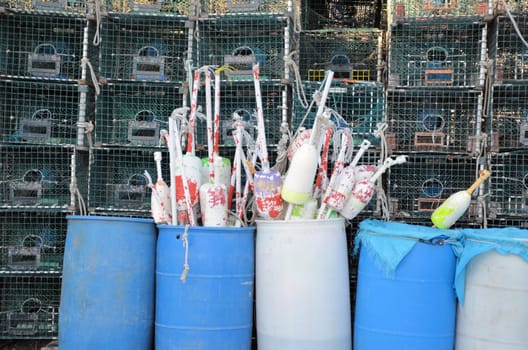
488, 150, 528, 218
488, 83, 528, 152
0, 80, 88, 146
99, 13, 189, 82
199, 0, 292, 15
300, 0, 383, 30
0, 12, 90, 80
100, 0, 191, 15
0, 144, 77, 210
387, 153, 485, 223
389, 0, 490, 24
299, 28, 383, 83
94, 82, 183, 147
192, 14, 292, 82
3, 0, 88, 15
387, 18, 487, 88
0, 275, 60, 339
490, 15, 528, 83
88, 147, 169, 215
292, 80, 385, 146
386, 87, 484, 154
0, 211, 68, 272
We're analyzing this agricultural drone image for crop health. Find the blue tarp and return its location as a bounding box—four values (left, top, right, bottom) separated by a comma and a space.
354, 219, 462, 278
455, 227, 528, 304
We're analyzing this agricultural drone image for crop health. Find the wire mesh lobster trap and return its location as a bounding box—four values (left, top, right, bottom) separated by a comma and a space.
489, 15, 528, 83
298, 28, 383, 82
0, 275, 60, 339
488, 151, 528, 218
486, 217, 528, 228
387, 154, 485, 223
88, 147, 169, 215
99, 14, 189, 83
488, 83, 528, 151
2, 0, 88, 14
387, 18, 487, 88
0, 211, 67, 272
192, 14, 292, 82
193, 79, 288, 148
0, 145, 79, 210
95, 82, 183, 147
292, 80, 385, 145
99, 0, 191, 14
198, 0, 292, 15
389, 0, 490, 23
0, 80, 91, 146
300, 0, 383, 30
0, 12, 90, 80
386, 88, 484, 154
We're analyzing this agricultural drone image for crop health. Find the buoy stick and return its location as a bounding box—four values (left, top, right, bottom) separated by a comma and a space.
252, 63, 283, 219
317, 131, 351, 219
187, 69, 201, 155
169, 116, 195, 226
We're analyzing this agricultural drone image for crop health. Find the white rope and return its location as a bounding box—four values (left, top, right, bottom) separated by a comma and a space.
292, 0, 303, 33
76, 120, 94, 148
284, 51, 310, 109
70, 155, 87, 216
81, 58, 100, 95
180, 225, 190, 283
92, 0, 102, 46
272, 121, 291, 174
505, 3, 528, 49
374, 122, 388, 163
478, 192, 489, 229
372, 122, 391, 220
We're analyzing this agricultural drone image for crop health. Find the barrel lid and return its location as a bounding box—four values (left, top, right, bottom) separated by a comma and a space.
456, 227, 528, 304
66, 215, 154, 224
355, 219, 460, 278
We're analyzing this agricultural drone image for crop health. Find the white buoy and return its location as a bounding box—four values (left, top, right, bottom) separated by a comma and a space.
282, 70, 335, 207
431, 170, 490, 229
150, 152, 172, 224
354, 164, 377, 183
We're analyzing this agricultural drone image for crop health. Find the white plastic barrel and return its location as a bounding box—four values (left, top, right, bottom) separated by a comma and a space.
256, 218, 351, 350
456, 250, 528, 350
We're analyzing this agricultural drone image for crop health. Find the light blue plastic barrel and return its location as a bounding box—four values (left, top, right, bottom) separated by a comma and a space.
156, 225, 255, 350
354, 219, 458, 350
59, 215, 156, 350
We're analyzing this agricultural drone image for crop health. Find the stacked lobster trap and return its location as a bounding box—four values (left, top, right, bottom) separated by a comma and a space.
385, 0, 490, 223
0, 275, 61, 339
0, 3, 94, 340
387, 153, 486, 225
485, 7, 528, 227
299, 28, 384, 82
97, 14, 189, 83
301, 0, 385, 30
87, 10, 189, 217
292, 80, 386, 143
0, 212, 66, 338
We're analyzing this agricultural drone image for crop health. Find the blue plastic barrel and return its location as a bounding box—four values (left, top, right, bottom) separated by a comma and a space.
156, 225, 255, 350
354, 219, 457, 350
59, 215, 156, 350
